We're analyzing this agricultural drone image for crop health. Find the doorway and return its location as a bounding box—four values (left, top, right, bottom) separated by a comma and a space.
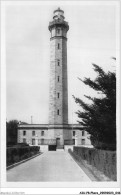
32, 138, 35, 145
48, 145, 56, 151
56, 138, 60, 146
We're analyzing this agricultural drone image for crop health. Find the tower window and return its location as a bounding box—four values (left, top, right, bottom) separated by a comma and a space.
73, 131, 75, 136
58, 43, 60, 49
82, 130, 85, 136
57, 29, 60, 34
57, 109, 59, 115
57, 60, 60, 66
58, 76, 60, 82
23, 131, 26, 136
57, 93, 60, 98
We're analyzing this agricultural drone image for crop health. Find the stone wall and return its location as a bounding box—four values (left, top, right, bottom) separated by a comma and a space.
49, 24, 68, 126
39, 145, 48, 152
64, 145, 74, 151
49, 37, 68, 125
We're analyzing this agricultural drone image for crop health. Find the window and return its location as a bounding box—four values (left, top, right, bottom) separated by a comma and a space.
57, 93, 60, 98
41, 131, 44, 136
73, 131, 75, 136
58, 76, 60, 82
32, 131, 35, 136
82, 130, 85, 136
23, 131, 26, 136
23, 138, 26, 143
57, 29, 60, 34
32, 138, 35, 145
57, 60, 60, 66
57, 109, 59, 115
58, 43, 60, 49
81, 139, 85, 145
38, 139, 41, 145
41, 139, 44, 145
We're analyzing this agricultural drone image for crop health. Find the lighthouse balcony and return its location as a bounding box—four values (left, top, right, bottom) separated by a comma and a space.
48, 19, 69, 31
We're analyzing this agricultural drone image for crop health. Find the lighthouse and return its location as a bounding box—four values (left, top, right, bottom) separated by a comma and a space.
48, 8, 69, 125
17, 8, 91, 151
48, 8, 71, 147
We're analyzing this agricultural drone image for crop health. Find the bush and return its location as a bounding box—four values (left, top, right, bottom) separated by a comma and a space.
73, 146, 116, 181
92, 141, 116, 151
7, 143, 30, 148
7, 146, 40, 166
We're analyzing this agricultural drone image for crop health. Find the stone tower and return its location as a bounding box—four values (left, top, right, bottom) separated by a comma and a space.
48, 8, 71, 146
17, 8, 91, 150
48, 7, 69, 125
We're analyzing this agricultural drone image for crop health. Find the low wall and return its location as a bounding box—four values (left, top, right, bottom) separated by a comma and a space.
75, 145, 93, 148
39, 145, 48, 152
64, 145, 74, 151
40, 145, 74, 152
73, 146, 117, 181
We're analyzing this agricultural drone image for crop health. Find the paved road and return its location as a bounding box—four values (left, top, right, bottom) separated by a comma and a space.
7, 151, 91, 182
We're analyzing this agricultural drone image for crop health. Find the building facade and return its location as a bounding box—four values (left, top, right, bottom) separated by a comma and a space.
18, 8, 91, 151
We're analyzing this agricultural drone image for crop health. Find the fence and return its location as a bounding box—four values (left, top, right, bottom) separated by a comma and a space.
38, 139, 56, 145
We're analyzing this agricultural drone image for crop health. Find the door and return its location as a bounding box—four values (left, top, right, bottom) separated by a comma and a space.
48, 145, 56, 151
32, 138, 35, 145
56, 138, 60, 146
72, 139, 75, 145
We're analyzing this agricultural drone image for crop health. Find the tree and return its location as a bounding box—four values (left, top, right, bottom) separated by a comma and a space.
73, 64, 116, 150
6, 120, 18, 146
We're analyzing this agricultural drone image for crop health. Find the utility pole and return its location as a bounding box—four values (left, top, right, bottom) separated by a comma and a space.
31, 116, 33, 124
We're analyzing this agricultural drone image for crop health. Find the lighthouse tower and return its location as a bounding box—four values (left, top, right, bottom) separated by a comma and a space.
48, 8, 71, 146
17, 8, 91, 150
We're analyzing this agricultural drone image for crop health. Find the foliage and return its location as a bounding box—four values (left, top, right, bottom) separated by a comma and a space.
7, 146, 40, 166
6, 120, 18, 146
73, 64, 116, 149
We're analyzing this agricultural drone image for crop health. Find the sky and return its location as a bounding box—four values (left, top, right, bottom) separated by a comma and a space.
5, 1, 117, 124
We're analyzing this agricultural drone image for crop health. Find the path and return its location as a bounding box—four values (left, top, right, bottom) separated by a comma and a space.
7, 151, 91, 181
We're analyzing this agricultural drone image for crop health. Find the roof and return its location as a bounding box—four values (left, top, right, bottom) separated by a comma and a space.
18, 123, 82, 130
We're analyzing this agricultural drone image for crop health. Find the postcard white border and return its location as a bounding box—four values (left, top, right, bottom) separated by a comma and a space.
0, 0, 121, 193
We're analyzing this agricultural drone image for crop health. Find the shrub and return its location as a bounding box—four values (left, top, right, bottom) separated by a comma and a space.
7, 146, 40, 166
92, 141, 116, 151
73, 146, 116, 181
